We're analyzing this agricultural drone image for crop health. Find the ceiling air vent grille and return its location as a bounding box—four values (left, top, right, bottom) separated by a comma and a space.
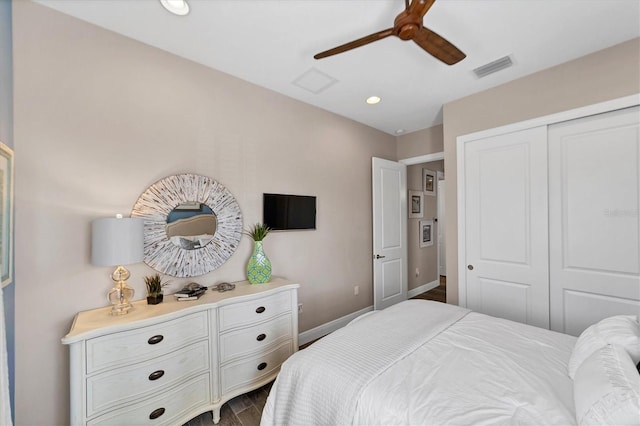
473, 55, 513, 78
292, 68, 338, 94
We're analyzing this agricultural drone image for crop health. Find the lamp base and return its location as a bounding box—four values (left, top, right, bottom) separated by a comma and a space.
110, 300, 132, 316
108, 266, 135, 316
108, 284, 134, 315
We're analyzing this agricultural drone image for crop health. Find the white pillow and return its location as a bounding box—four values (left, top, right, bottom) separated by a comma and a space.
573, 344, 640, 425
568, 315, 640, 379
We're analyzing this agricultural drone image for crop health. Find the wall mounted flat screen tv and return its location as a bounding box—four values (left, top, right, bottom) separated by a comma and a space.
263, 193, 316, 230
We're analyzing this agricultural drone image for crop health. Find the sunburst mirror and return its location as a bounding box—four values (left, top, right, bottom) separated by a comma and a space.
131, 174, 243, 277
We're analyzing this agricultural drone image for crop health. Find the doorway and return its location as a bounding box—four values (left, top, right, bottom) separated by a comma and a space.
372, 152, 447, 308
402, 156, 446, 299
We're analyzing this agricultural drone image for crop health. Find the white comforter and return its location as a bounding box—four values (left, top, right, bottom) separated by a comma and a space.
262, 300, 577, 426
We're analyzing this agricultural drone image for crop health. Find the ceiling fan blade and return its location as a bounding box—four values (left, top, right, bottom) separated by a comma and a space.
413, 27, 466, 65
408, 0, 436, 19
314, 28, 395, 59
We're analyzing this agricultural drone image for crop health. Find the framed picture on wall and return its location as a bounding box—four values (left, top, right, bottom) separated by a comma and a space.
0, 142, 14, 287
423, 168, 436, 196
408, 190, 423, 219
419, 220, 434, 248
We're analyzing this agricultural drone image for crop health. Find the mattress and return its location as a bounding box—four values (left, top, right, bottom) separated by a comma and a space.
262, 300, 577, 425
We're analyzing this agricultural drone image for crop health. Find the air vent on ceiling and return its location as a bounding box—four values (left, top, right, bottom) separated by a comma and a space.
292, 68, 338, 94
473, 55, 513, 79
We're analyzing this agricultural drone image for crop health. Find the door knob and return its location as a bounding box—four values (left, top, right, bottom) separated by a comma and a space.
375, 254, 386, 259
467, 265, 474, 270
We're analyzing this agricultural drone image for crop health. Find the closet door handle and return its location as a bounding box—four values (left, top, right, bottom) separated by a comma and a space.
467, 265, 474, 271
255, 306, 266, 314
256, 333, 267, 341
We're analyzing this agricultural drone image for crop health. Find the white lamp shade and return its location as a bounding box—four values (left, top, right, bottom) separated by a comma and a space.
91, 217, 144, 267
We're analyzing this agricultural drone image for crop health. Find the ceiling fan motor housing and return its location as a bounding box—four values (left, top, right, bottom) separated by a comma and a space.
398, 23, 420, 40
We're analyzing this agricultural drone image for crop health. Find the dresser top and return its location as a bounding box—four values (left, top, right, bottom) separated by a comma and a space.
62, 278, 299, 343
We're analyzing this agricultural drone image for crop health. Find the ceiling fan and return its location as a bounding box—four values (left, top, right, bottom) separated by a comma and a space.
314, 0, 465, 65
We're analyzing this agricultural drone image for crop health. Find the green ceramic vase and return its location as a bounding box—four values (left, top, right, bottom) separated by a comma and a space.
247, 241, 272, 284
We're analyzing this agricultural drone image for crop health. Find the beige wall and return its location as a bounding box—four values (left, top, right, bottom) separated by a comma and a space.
407, 160, 443, 291
444, 37, 640, 305
397, 124, 443, 160
12, 2, 396, 424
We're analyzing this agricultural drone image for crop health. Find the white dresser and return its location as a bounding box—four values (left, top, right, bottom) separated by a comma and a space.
62, 278, 299, 425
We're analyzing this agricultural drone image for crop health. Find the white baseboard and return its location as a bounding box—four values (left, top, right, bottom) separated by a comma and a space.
407, 279, 440, 299
298, 305, 374, 346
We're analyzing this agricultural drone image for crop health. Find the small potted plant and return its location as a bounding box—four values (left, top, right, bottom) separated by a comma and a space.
144, 273, 168, 305
244, 223, 272, 284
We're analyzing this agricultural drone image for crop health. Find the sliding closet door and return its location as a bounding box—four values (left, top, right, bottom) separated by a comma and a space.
549, 106, 640, 336
464, 126, 549, 328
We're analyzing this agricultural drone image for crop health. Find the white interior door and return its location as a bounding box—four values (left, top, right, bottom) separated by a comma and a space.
372, 157, 407, 310
463, 126, 550, 328
549, 106, 640, 336
437, 178, 446, 277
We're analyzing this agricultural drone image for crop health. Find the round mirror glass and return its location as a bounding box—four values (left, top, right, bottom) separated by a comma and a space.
166, 203, 218, 250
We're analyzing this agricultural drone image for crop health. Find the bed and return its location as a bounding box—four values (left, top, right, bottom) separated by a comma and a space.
261, 300, 640, 426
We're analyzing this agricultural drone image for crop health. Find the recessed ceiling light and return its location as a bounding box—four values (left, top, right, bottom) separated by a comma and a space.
366, 96, 381, 105
160, 0, 190, 16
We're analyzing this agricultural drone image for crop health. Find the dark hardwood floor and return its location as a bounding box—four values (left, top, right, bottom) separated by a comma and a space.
184, 382, 273, 426
185, 277, 446, 426
411, 276, 446, 303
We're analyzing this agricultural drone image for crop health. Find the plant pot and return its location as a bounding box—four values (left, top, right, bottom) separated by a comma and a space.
247, 241, 272, 284
146, 294, 164, 305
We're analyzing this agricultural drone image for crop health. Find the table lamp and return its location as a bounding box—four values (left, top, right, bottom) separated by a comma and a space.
91, 215, 144, 315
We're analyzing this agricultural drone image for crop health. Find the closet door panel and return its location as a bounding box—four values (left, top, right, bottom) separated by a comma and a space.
563, 290, 640, 337
549, 106, 640, 335
464, 126, 549, 328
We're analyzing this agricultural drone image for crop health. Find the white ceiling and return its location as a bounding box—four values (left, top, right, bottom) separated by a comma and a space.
35, 0, 640, 136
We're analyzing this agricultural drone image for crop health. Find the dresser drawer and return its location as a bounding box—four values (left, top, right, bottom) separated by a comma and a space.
219, 314, 292, 364
87, 340, 209, 417
220, 340, 293, 395
87, 373, 211, 426
86, 311, 208, 374
219, 291, 291, 331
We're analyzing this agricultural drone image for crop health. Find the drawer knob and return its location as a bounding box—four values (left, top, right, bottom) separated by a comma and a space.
256, 333, 266, 341
255, 306, 266, 314
149, 407, 165, 420
257, 362, 268, 371
147, 335, 164, 345
148, 370, 165, 381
